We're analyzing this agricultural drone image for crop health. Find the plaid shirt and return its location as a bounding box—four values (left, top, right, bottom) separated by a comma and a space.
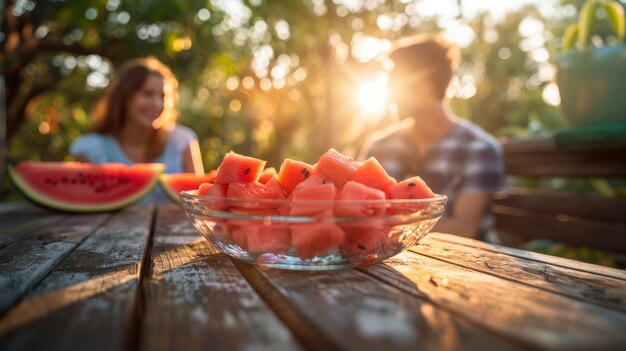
366, 119, 505, 238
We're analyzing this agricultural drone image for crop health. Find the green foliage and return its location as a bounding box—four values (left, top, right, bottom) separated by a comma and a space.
2, 0, 623, 190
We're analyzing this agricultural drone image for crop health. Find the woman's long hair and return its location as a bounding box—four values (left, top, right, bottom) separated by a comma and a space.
90, 57, 179, 161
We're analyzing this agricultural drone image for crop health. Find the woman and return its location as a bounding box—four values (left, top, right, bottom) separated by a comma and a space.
70, 57, 204, 203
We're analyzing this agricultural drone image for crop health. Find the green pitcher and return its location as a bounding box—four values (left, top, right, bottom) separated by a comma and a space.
556, 0, 626, 126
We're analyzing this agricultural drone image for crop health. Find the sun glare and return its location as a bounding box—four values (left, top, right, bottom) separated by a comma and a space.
356, 74, 388, 117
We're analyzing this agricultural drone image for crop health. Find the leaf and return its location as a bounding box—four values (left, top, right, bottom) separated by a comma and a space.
603, 0, 626, 43
562, 24, 579, 52
578, 0, 602, 52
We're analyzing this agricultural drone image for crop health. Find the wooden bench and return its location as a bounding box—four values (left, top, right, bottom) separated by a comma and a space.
492, 137, 626, 253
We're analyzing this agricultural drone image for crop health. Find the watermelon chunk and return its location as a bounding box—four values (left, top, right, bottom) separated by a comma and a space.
289, 183, 336, 216
277, 159, 315, 193
247, 226, 291, 253
197, 183, 213, 196
386, 176, 435, 199
292, 173, 331, 192
159, 171, 218, 202
228, 182, 285, 200
350, 158, 397, 190
8, 161, 164, 212
227, 182, 285, 209
201, 183, 228, 210
214, 151, 266, 184
291, 223, 345, 259
386, 176, 436, 213
342, 225, 389, 256
258, 167, 278, 184
230, 226, 249, 249
228, 207, 279, 227
335, 181, 386, 217
314, 148, 358, 188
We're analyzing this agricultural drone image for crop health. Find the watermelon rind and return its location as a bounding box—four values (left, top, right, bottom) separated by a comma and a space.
159, 175, 182, 203
8, 163, 163, 213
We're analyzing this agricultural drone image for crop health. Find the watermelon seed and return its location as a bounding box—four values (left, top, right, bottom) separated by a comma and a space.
243, 167, 251, 175
358, 244, 366, 250
304, 170, 310, 179
408, 183, 416, 187
300, 168, 306, 174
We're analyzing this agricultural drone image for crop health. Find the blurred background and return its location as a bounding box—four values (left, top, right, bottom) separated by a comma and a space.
1, 0, 620, 188
3, 0, 626, 266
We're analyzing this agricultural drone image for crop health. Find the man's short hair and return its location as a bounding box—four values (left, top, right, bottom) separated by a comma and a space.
389, 36, 461, 100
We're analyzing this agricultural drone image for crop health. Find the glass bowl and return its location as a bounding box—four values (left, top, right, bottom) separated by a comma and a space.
180, 190, 447, 270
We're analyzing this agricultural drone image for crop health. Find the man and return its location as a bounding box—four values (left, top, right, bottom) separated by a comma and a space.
360, 36, 505, 240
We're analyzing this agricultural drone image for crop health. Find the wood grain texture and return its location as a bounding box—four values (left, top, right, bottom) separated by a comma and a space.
0, 202, 31, 215
428, 233, 626, 281
255, 267, 524, 351
503, 147, 626, 177
363, 250, 626, 351
0, 205, 153, 351
139, 204, 301, 351
492, 188, 626, 222
411, 238, 626, 313
0, 206, 66, 249
0, 213, 109, 313
492, 206, 626, 253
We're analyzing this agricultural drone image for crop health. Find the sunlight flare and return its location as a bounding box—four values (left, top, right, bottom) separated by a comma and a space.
356, 74, 389, 116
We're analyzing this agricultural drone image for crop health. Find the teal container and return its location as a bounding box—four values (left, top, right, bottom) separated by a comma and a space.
556, 45, 626, 126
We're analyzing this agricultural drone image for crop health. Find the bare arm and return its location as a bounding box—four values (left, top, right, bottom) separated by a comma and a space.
433, 191, 490, 239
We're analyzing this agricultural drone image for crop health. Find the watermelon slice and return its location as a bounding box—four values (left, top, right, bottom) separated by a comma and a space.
277, 159, 315, 193
214, 151, 266, 184
350, 157, 397, 190
314, 148, 358, 189
9, 161, 164, 212
159, 171, 217, 202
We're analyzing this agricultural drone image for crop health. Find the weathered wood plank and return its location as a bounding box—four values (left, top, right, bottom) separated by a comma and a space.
0, 207, 67, 249
0, 205, 154, 351
0, 202, 31, 215
492, 188, 626, 222
503, 146, 626, 178
0, 213, 109, 313
493, 205, 626, 253
139, 205, 301, 351
428, 233, 626, 281
253, 267, 524, 351
411, 238, 626, 313
362, 250, 626, 350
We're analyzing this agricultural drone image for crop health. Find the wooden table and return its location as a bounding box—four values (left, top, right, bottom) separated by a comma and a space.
1, 203, 625, 351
